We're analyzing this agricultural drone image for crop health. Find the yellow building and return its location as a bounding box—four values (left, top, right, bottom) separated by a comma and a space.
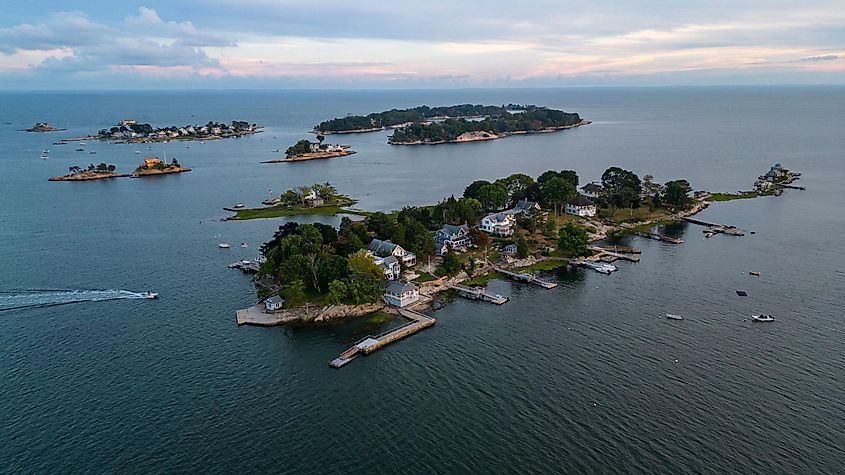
143, 157, 163, 168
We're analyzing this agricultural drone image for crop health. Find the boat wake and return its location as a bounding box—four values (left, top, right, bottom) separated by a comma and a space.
0, 289, 150, 312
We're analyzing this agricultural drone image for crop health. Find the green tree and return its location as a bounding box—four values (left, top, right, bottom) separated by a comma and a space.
475, 183, 508, 210
348, 250, 387, 286
463, 180, 491, 200
558, 223, 590, 257
516, 235, 529, 258
540, 176, 576, 217
282, 279, 306, 308
437, 250, 462, 277
664, 179, 693, 210
327, 280, 347, 304
601, 167, 642, 209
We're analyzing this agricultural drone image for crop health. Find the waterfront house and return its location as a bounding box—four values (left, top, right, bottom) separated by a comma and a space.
383, 281, 420, 308
565, 195, 597, 217
480, 212, 516, 236
580, 182, 603, 199
367, 239, 416, 266
508, 199, 541, 216
143, 157, 163, 168
434, 223, 471, 256
264, 295, 284, 313
503, 243, 518, 255
372, 254, 401, 280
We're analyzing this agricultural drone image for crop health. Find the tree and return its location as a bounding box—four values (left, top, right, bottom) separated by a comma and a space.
107, 164, 116, 172
348, 250, 386, 286
495, 173, 535, 203
316, 134, 325, 144
366, 212, 394, 240
327, 280, 347, 304
469, 227, 491, 249
664, 179, 693, 210
282, 280, 306, 308
601, 167, 642, 209
463, 180, 491, 200
540, 176, 576, 217
516, 235, 529, 258
475, 183, 508, 210
437, 250, 462, 277
558, 223, 590, 257
537, 169, 577, 187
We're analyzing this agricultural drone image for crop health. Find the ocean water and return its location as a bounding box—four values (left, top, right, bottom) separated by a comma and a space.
0, 87, 843, 473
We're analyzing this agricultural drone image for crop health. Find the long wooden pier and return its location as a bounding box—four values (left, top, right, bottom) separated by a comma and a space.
492, 265, 558, 289
620, 223, 684, 244
445, 282, 509, 304
329, 307, 435, 368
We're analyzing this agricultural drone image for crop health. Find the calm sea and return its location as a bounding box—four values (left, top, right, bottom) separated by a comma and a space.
0, 87, 843, 473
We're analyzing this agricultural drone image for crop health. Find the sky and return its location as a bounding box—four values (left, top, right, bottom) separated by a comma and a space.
1, 1, 843, 89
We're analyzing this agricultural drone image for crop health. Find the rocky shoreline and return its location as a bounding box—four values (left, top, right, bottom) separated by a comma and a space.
262, 150, 356, 163
388, 119, 592, 145
49, 172, 128, 181
130, 166, 191, 177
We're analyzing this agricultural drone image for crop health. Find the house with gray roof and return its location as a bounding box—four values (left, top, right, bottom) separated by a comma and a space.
435, 223, 471, 256
580, 182, 603, 199
368, 239, 416, 266
383, 281, 420, 308
264, 295, 284, 313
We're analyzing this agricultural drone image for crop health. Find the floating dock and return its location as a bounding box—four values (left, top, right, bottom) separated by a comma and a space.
228, 260, 260, 273
492, 266, 558, 289
329, 307, 435, 368
631, 230, 684, 244
683, 217, 747, 237
445, 282, 509, 304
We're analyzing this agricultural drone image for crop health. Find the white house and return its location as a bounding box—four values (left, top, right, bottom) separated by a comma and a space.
372, 254, 401, 280
383, 281, 420, 308
480, 212, 516, 236
580, 182, 603, 199
565, 195, 597, 217
368, 239, 416, 266
434, 224, 472, 256
264, 295, 284, 313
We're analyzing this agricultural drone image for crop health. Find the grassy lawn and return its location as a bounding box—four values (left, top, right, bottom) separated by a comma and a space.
598, 206, 672, 224
413, 272, 437, 283
513, 260, 567, 272
463, 272, 503, 286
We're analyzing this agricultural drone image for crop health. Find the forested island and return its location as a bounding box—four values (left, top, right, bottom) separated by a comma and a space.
130, 157, 191, 177
313, 104, 586, 145
49, 163, 127, 181
26, 122, 66, 132
228, 183, 356, 219
81, 119, 261, 143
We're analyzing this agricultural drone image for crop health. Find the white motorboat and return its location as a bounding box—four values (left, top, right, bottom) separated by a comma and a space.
144, 292, 159, 299
751, 314, 774, 322
666, 314, 684, 320
218, 243, 231, 249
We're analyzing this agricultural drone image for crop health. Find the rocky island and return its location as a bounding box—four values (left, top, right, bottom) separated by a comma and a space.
262, 137, 355, 163
26, 122, 66, 132
49, 163, 127, 181
74, 119, 261, 143
130, 157, 191, 177
313, 104, 588, 145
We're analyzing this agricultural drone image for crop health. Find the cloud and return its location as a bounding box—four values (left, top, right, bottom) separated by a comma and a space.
124, 7, 235, 47
799, 54, 838, 62
0, 11, 113, 53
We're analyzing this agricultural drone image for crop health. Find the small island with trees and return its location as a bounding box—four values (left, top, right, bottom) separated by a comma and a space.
313, 104, 589, 145
49, 163, 127, 181
227, 183, 357, 220
81, 119, 261, 143
262, 136, 355, 163
26, 122, 67, 132
130, 156, 191, 177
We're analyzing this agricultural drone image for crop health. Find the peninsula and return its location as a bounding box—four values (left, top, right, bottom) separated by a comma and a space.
130, 157, 191, 177
66, 119, 261, 143
26, 122, 66, 132
313, 104, 588, 145
226, 183, 357, 220
262, 137, 355, 163
49, 163, 127, 181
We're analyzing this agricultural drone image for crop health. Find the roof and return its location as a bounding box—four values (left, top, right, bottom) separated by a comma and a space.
368, 239, 400, 255
483, 212, 515, 224
439, 223, 469, 236
383, 255, 399, 265
567, 195, 595, 207
511, 199, 540, 213
581, 183, 602, 192
384, 280, 418, 295
266, 295, 283, 304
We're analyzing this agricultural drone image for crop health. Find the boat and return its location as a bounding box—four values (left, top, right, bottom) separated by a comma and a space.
76, 148, 85, 152
40, 155, 49, 159
666, 314, 684, 320
143, 292, 159, 299
241, 242, 248, 248
232, 203, 245, 209
135, 151, 141, 154
89, 151, 96, 154
736, 290, 748, 296
272, 149, 279, 153
751, 314, 774, 322
43, 149, 50, 153
79, 142, 86, 145
218, 243, 231, 249
749, 271, 760, 276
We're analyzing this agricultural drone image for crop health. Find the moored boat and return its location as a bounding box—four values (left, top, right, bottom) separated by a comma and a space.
751, 314, 774, 322
666, 314, 683, 320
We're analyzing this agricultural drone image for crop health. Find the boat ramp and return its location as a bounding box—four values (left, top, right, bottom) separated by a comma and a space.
329, 306, 435, 368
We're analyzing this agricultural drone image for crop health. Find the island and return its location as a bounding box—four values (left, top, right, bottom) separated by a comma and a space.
61, 119, 262, 144
130, 156, 191, 177
262, 137, 355, 163
233, 162, 801, 366
26, 122, 67, 132
313, 104, 589, 145
226, 183, 357, 220
49, 163, 127, 181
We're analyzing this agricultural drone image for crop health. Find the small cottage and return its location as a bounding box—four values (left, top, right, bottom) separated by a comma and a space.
383, 281, 420, 308
264, 295, 284, 313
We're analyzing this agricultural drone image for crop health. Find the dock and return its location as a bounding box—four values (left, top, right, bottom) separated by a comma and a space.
492, 266, 558, 289
329, 307, 435, 368
682, 217, 746, 238
228, 260, 260, 273
445, 282, 509, 304
593, 245, 641, 254
621, 224, 683, 244
588, 246, 640, 262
